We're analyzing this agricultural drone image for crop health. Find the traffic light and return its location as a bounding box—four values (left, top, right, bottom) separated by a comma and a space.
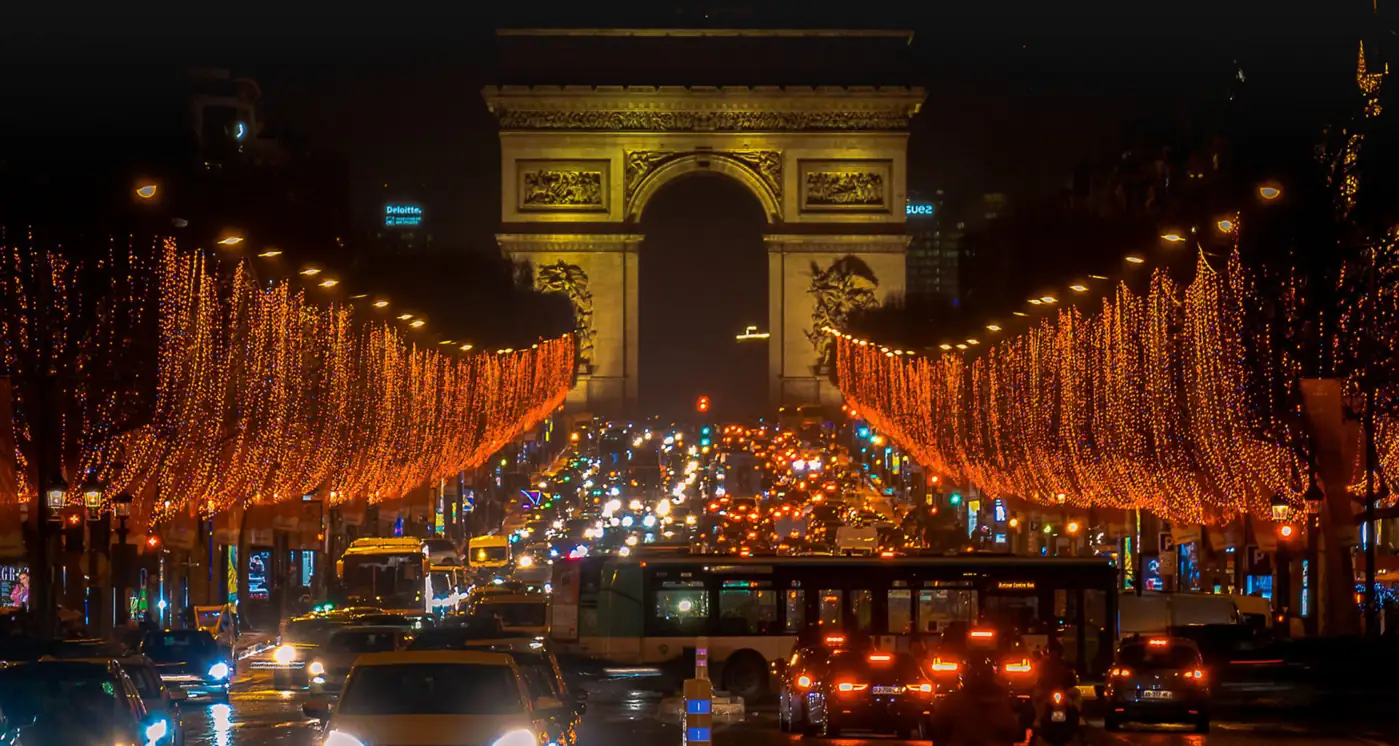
949, 493, 962, 506
697, 396, 710, 413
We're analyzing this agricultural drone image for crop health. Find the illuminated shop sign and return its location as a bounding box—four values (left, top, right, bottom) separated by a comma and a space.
385, 204, 423, 228
906, 202, 936, 217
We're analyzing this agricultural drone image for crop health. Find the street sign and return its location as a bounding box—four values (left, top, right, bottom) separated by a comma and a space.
1158, 532, 1174, 553
1158, 550, 1177, 574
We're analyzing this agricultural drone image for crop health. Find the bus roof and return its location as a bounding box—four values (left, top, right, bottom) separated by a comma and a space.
599, 554, 1115, 571
342, 537, 424, 556
469, 534, 510, 546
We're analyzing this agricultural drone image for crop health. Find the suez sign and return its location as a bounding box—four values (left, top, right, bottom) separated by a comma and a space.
384, 204, 423, 227
906, 201, 936, 217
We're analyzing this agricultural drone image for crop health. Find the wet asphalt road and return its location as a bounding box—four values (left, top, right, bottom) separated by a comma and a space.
182, 654, 1398, 746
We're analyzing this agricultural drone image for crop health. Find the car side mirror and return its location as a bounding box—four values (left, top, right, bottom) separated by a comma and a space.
302, 697, 332, 721
533, 696, 565, 713
168, 689, 189, 702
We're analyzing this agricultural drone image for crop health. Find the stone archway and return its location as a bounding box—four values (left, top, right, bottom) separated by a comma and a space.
488, 82, 924, 416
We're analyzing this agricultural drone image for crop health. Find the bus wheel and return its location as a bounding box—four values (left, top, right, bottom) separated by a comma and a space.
721, 651, 769, 699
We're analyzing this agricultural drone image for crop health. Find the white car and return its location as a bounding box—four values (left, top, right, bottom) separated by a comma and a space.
305, 650, 567, 746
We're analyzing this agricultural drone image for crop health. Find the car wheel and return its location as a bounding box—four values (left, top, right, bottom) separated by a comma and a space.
1195, 717, 1210, 734
721, 652, 769, 699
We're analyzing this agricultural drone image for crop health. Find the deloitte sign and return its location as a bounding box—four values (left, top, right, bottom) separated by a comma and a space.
906, 201, 936, 218
384, 204, 424, 228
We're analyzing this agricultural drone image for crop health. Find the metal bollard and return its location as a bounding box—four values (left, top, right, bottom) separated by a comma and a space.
695, 636, 709, 681
683, 677, 713, 746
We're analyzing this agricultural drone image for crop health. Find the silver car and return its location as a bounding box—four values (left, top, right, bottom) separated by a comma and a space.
308, 626, 413, 695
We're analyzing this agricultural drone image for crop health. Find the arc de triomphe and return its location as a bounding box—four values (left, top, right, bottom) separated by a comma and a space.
486, 30, 925, 416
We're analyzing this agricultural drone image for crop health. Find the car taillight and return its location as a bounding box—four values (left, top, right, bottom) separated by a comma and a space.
931, 657, 959, 672
868, 653, 892, 662
836, 682, 868, 693
1186, 669, 1205, 681
1109, 666, 1132, 678
797, 675, 811, 689
1051, 691, 1065, 705
911, 683, 933, 693
1004, 658, 1033, 674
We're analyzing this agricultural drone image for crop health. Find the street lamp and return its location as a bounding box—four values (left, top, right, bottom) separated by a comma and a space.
1270, 493, 1290, 523
82, 482, 104, 522
45, 475, 68, 522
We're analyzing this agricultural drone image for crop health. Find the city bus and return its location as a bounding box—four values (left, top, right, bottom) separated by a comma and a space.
335, 537, 429, 614
468, 534, 511, 575
550, 554, 1118, 697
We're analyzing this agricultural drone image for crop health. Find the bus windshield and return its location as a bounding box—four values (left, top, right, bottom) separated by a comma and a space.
471, 545, 509, 564
341, 553, 425, 609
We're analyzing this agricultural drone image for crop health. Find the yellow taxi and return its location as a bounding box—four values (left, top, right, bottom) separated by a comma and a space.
305, 650, 568, 746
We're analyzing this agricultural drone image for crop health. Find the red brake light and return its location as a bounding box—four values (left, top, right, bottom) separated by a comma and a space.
824, 635, 846, 646
1004, 658, 1032, 673
836, 682, 867, 693
912, 683, 933, 693
931, 657, 960, 672
969, 629, 995, 639
1186, 669, 1205, 681
1110, 666, 1132, 678
1147, 638, 1169, 647
1052, 691, 1064, 705
868, 653, 892, 662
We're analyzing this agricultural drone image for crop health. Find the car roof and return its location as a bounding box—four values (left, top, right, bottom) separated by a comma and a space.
353, 650, 517, 667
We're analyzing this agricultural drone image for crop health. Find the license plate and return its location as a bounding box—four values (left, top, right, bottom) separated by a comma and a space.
1050, 710, 1067, 722
1141, 690, 1174, 699
872, 686, 902, 695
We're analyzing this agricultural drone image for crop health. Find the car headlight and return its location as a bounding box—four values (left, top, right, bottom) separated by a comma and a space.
144, 717, 170, 743
274, 645, 297, 665
518, 555, 534, 568
308, 660, 326, 676
323, 731, 367, 746
490, 729, 537, 746
208, 662, 230, 680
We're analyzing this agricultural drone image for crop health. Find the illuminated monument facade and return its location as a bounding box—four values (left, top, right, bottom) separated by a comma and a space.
487, 29, 925, 415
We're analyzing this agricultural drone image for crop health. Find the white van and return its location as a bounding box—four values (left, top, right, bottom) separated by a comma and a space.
1118, 591, 1241, 637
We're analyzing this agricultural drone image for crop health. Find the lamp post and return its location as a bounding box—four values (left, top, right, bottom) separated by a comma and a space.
37, 474, 67, 636
82, 480, 106, 635
1302, 477, 1325, 636
113, 493, 133, 626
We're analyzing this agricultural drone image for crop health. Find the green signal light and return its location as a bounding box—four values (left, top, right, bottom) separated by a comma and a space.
949, 493, 962, 505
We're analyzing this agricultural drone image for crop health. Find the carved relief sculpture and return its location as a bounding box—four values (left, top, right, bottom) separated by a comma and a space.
535, 260, 596, 368
517, 160, 609, 211
799, 160, 892, 212
805, 256, 879, 372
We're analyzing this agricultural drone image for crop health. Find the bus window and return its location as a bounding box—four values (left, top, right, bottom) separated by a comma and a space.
784, 590, 806, 633
888, 589, 912, 634
852, 590, 874, 632
819, 590, 842, 626
719, 582, 777, 635
917, 589, 977, 633
653, 581, 709, 635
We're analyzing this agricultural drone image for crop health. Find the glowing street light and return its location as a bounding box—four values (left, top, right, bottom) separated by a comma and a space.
216, 235, 245, 247
135, 183, 159, 200
1258, 184, 1282, 201
1040, 296, 1058, 304
1160, 233, 1187, 243
736, 325, 770, 341
257, 250, 282, 258
1216, 219, 1236, 233
318, 278, 339, 288
409, 319, 425, 328
939, 343, 953, 350
1125, 255, 1146, 264
1069, 284, 1088, 293
986, 324, 1002, 332
397, 314, 414, 321
966, 338, 980, 345
373, 300, 389, 308
300, 267, 322, 276
460, 344, 474, 351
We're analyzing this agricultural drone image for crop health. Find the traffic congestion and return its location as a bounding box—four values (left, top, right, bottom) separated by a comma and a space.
0, 416, 1393, 746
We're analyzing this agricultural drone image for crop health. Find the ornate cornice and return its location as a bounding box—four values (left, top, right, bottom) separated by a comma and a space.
497, 233, 645, 254
482, 85, 925, 132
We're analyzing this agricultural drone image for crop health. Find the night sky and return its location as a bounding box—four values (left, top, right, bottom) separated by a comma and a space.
0, 1, 1370, 416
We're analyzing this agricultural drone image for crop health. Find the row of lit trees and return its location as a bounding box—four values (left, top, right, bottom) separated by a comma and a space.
1, 231, 576, 528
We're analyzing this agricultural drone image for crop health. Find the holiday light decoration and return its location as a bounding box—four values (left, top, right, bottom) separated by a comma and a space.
833, 250, 1307, 524
1, 234, 574, 529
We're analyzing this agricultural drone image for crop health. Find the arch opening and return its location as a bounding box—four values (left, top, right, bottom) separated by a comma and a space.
638, 172, 768, 421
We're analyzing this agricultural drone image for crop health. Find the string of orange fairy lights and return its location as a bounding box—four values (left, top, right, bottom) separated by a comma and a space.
832, 250, 1308, 525
2, 235, 575, 528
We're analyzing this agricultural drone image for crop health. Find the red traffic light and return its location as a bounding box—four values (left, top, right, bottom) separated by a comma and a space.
697, 396, 710, 413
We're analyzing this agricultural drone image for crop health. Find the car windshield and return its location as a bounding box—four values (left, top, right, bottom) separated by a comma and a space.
123, 664, 163, 699
1119, 643, 1202, 669
473, 545, 509, 563
474, 602, 547, 627
196, 609, 223, 628
337, 663, 523, 715
143, 631, 217, 661
283, 619, 348, 644
0, 662, 128, 726
327, 630, 401, 654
